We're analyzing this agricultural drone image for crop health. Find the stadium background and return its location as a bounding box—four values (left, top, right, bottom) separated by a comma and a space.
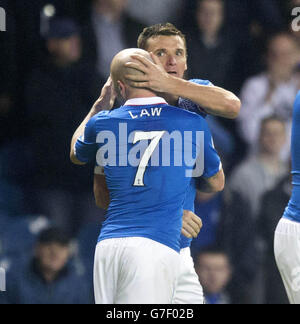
0, 0, 298, 304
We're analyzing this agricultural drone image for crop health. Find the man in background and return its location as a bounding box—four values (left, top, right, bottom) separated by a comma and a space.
26, 17, 104, 235
1, 227, 91, 304
194, 246, 232, 304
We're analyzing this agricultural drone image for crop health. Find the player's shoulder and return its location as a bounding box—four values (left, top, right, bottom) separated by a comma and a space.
166, 103, 206, 122
85, 111, 112, 132
90, 110, 114, 124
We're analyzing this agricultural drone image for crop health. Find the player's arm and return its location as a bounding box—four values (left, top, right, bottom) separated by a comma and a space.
168, 80, 241, 119
70, 76, 116, 165
70, 110, 99, 165
124, 54, 241, 119
197, 168, 225, 193
181, 210, 203, 239
94, 169, 110, 210
196, 117, 225, 193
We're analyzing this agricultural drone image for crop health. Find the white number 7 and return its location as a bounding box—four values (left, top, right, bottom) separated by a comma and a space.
133, 131, 166, 187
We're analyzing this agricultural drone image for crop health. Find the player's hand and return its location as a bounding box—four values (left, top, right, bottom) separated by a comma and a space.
92, 76, 117, 113
181, 210, 203, 239
124, 53, 172, 93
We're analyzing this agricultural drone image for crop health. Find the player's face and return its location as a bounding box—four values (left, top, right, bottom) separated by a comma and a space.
145, 35, 188, 79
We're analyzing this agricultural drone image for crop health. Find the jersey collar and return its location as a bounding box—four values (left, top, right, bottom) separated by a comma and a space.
124, 97, 168, 106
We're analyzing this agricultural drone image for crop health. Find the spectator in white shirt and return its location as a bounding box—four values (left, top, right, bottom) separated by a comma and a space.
237, 32, 300, 159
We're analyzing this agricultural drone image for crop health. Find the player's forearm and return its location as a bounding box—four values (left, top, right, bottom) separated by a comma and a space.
166, 77, 241, 119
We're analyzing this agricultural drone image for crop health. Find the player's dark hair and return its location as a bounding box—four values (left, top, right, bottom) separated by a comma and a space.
137, 23, 187, 52
193, 245, 229, 266
37, 227, 71, 246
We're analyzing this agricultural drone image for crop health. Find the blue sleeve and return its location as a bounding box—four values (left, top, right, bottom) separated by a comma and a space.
74, 115, 98, 164
201, 119, 222, 179
178, 79, 213, 118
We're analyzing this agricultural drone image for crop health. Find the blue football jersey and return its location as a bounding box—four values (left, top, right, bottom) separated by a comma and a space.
75, 97, 221, 252
283, 91, 300, 223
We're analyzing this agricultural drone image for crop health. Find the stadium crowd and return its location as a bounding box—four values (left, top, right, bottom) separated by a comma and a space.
0, 0, 299, 304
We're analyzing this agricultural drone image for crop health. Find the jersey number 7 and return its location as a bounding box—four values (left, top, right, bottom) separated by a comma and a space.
133, 131, 166, 187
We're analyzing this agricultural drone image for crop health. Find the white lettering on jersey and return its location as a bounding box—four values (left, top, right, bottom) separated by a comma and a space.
128, 108, 163, 119
140, 109, 151, 117
129, 111, 138, 119
151, 107, 162, 116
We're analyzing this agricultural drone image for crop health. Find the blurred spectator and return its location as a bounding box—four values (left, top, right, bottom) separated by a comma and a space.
181, 0, 284, 87
0, 227, 92, 304
81, 0, 146, 80
217, 189, 258, 304
258, 174, 291, 304
183, 0, 243, 171
237, 32, 300, 159
186, 0, 238, 91
229, 116, 289, 221
126, 0, 183, 26
225, 0, 284, 44
226, 116, 288, 303
12, 0, 81, 79
25, 17, 104, 234
6, 1, 84, 140
194, 246, 232, 304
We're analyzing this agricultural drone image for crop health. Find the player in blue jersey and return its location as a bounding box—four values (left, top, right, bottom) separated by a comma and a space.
70, 48, 224, 304
274, 91, 300, 304
92, 23, 241, 304
135, 23, 240, 304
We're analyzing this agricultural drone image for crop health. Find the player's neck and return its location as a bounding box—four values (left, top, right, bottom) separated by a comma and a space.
126, 89, 160, 101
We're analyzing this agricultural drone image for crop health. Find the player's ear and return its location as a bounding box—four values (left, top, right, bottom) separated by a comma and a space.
117, 80, 126, 100
118, 80, 124, 93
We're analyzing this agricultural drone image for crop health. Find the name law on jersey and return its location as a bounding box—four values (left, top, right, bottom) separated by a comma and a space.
128, 107, 163, 119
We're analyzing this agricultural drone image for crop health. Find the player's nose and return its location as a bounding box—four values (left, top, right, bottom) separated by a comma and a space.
167, 55, 177, 66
